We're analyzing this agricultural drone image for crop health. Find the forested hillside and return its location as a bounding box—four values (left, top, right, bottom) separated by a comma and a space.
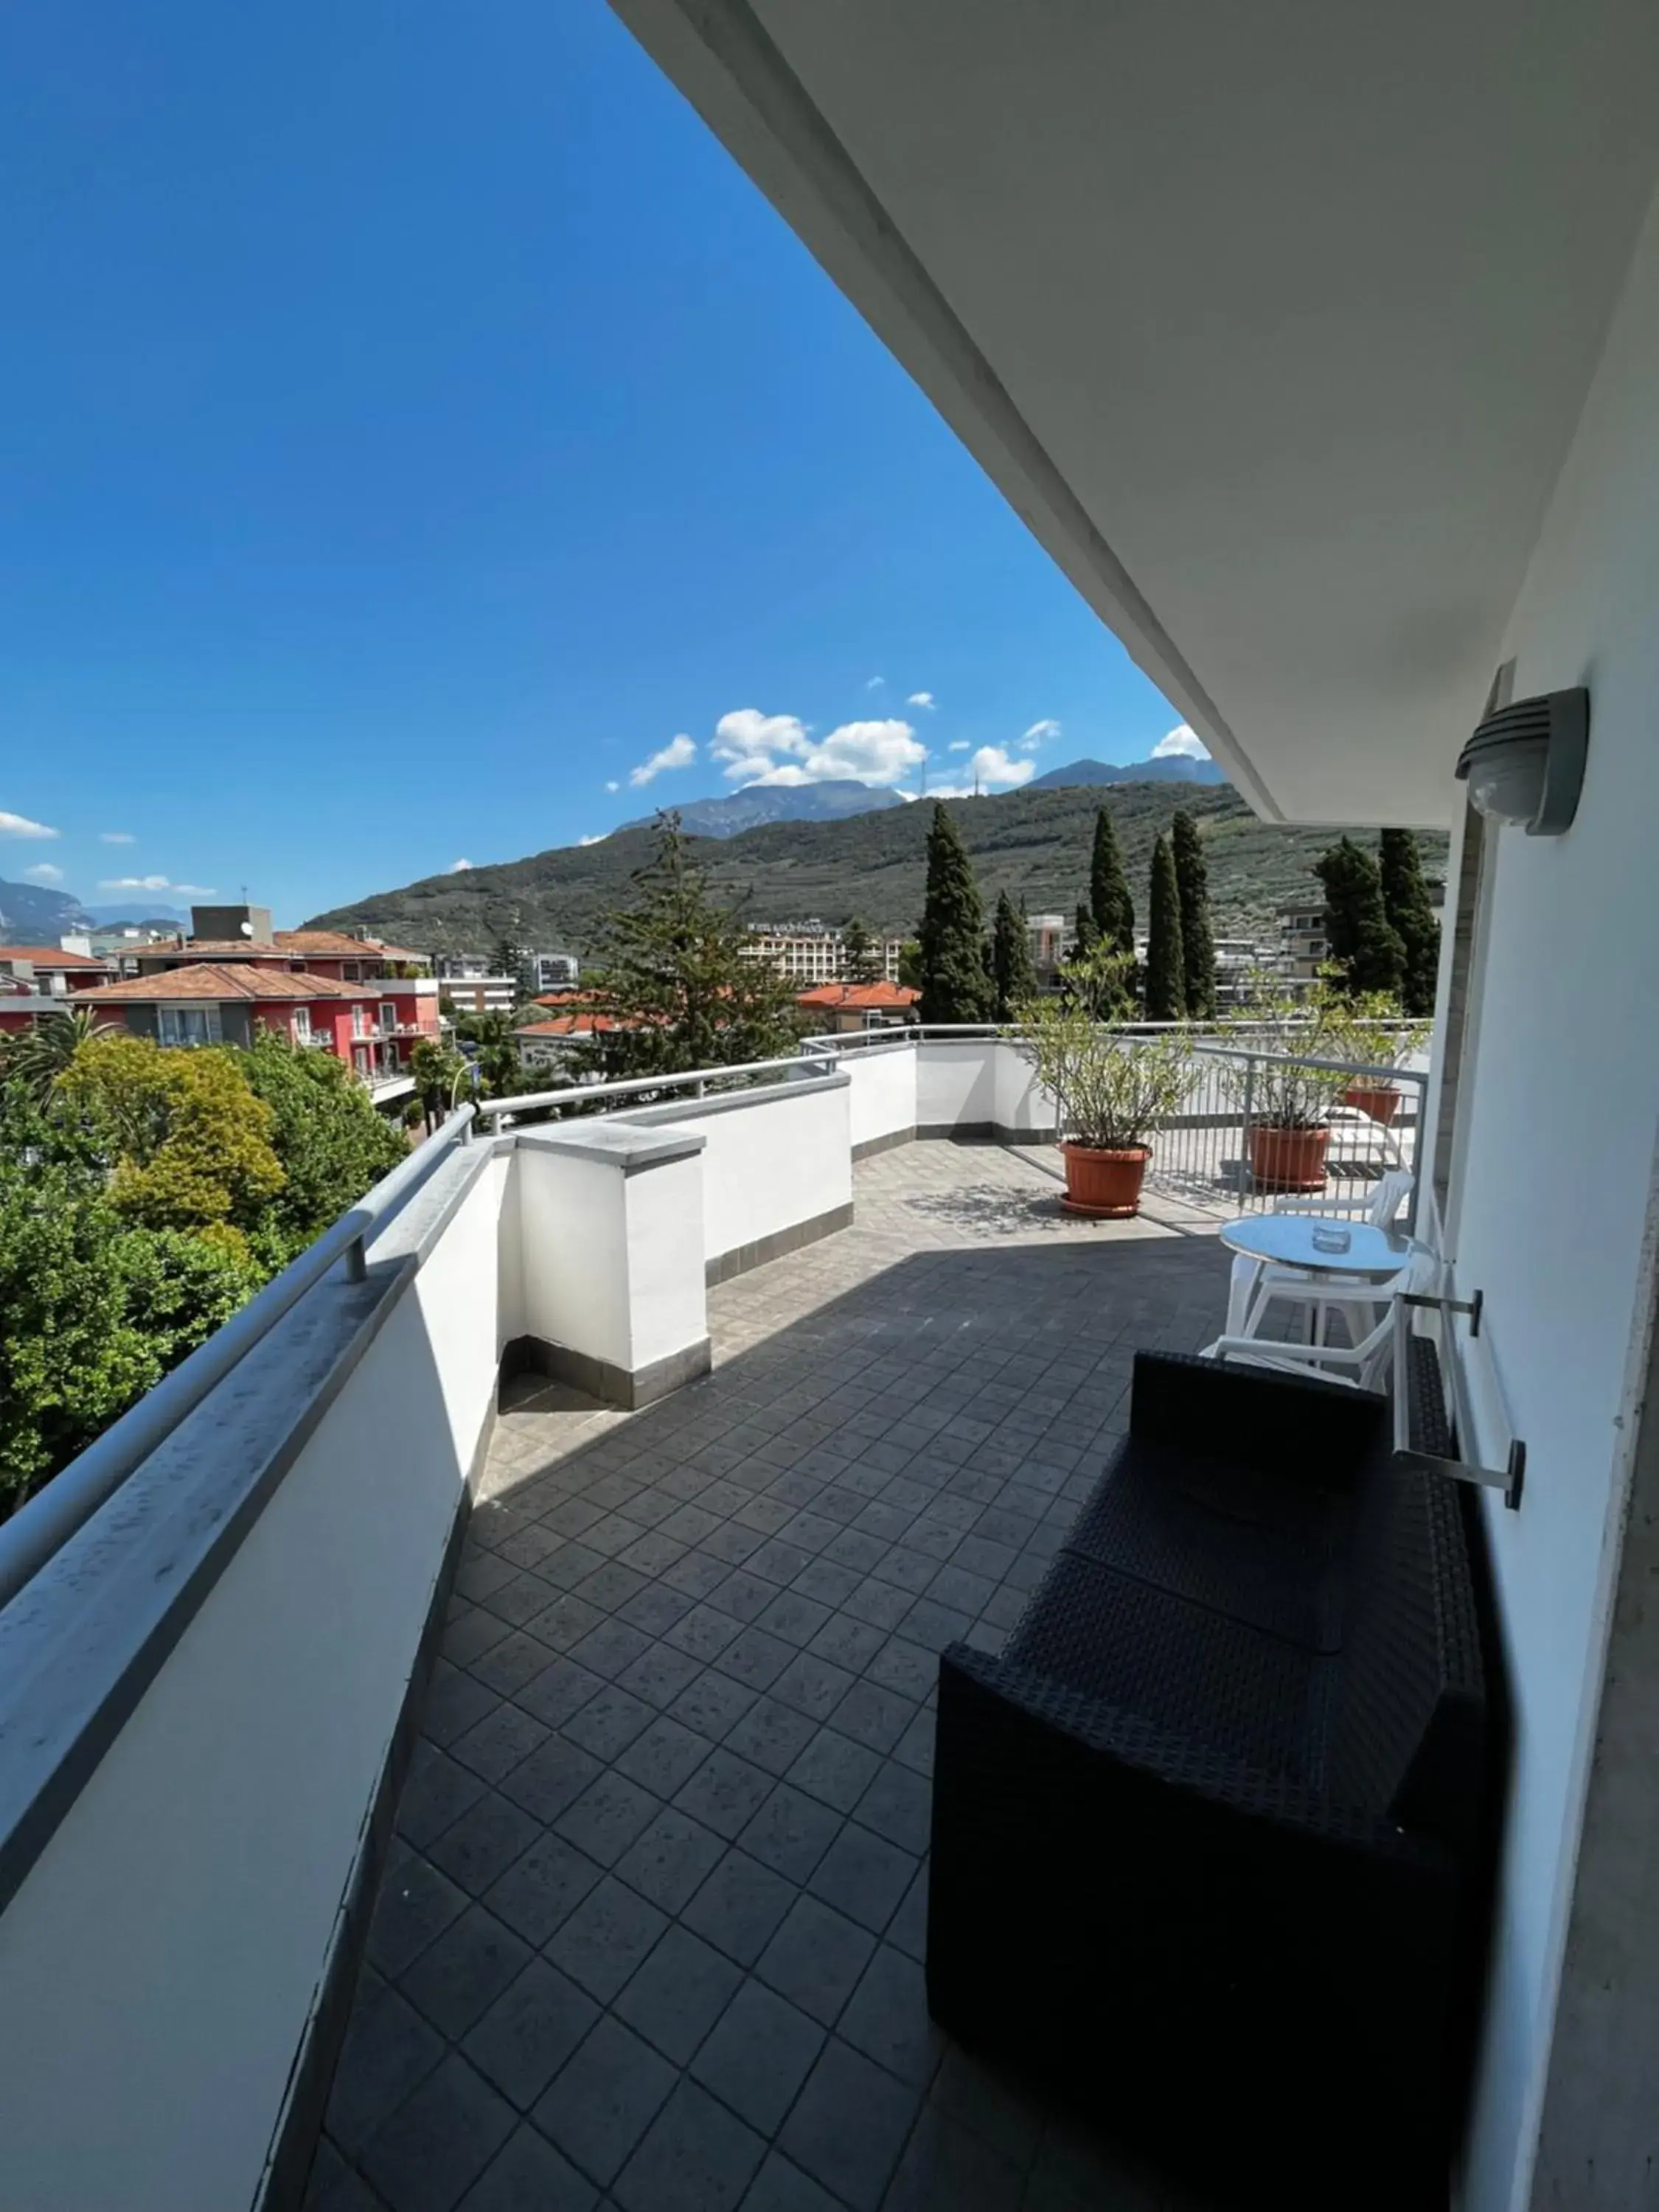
305, 784, 1447, 955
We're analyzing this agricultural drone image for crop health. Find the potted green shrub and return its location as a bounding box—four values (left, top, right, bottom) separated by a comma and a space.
1234, 976, 1425, 1189
1015, 950, 1190, 1217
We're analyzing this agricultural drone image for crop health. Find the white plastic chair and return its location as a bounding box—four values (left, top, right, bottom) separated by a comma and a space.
1204, 1245, 1438, 1393
1223, 1169, 1413, 1338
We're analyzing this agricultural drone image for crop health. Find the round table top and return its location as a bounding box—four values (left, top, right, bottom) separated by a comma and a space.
1220, 1214, 1426, 1279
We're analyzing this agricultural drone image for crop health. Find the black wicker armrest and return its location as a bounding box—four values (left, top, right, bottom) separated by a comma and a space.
937, 1644, 1447, 1868
1128, 1351, 1388, 1481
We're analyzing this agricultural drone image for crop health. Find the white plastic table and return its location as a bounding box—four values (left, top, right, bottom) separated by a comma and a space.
1219, 1214, 1430, 1281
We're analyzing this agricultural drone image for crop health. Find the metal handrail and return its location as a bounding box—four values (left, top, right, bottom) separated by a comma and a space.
475, 1051, 840, 1122
0, 1106, 479, 1611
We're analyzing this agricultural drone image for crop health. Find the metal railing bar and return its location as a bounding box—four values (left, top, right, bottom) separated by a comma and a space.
476, 1052, 838, 1121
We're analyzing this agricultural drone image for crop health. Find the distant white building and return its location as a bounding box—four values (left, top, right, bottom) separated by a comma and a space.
745, 923, 903, 984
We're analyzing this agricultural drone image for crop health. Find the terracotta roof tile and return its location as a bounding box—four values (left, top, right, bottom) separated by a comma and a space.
81, 964, 378, 1004
0, 945, 109, 970
795, 981, 919, 1010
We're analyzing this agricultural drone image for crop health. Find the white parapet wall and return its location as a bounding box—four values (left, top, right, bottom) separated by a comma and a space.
915, 1035, 1002, 1133
0, 1144, 511, 2212
624, 1070, 854, 1281
842, 1038, 919, 1153
513, 1121, 711, 1405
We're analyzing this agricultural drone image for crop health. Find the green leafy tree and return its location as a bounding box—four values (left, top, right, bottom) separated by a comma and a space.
1144, 832, 1186, 1020
1089, 806, 1135, 956
1378, 829, 1441, 1016
578, 813, 801, 1077
237, 1032, 407, 1267
841, 917, 884, 986
1074, 901, 1098, 958
1170, 810, 1217, 1019
0, 1005, 118, 1107
489, 930, 531, 1004
990, 891, 1038, 1021
896, 939, 922, 993
451, 1007, 526, 1098
0, 1118, 258, 1514
56, 1034, 285, 1251
410, 1036, 470, 1130
1315, 837, 1406, 998
917, 804, 993, 1025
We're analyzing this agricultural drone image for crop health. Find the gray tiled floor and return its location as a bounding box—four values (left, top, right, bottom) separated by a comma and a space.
310, 1144, 1229, 2212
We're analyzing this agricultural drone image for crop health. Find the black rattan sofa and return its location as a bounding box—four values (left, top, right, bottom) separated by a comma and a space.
927, 1349, 1490, 2210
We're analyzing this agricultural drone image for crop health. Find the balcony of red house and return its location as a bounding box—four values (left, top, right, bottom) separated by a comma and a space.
794, 979, 921, 1034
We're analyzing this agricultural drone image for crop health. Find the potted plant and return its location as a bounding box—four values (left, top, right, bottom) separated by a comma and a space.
1015, 950, 1190, 1217
1337, 991, 1430, 1124
1233, 976, 1425, 1190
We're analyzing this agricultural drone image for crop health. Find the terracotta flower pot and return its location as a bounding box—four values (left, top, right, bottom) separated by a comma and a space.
1060, 1141, 1151, 1218
1343, 1082, 1402, 1127
1248, 1122, 1329, 1194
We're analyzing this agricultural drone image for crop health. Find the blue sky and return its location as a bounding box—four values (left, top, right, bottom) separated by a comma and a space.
0, 1, 1189, 928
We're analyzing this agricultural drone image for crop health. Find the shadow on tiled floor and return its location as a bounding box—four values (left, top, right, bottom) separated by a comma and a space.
307, 1146, 1231, 2212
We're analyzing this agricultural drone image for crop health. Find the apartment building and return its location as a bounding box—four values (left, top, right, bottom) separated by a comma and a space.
745, 922, 904, 984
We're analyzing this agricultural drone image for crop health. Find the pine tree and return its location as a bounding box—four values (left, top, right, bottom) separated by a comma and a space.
1144, 833, 1186, 1021
841, 916, 884, 986
581, 813, 801, 1076
1170, 810, 1217, 1019
1378, 830, 1441, 1016
1074, 902, 1098, 958
917, 804, 994, 1024
1315, 838, 1406, 998
1088, 806, 1135, 956
991, 891, 1038, 1020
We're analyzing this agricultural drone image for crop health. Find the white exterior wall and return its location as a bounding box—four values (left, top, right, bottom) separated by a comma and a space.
844, 1043, 919, 1149
1443, 185, 1659, 2212
993, 1038, 1056, 1135
643, 1080, 853, 1267
0, 1164, 507, 2212
916, 1038, 1000, 1129
513, 1135, 707, 1373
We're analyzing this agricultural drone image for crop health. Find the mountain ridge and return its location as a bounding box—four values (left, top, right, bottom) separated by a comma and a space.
305, 783, 1447, 958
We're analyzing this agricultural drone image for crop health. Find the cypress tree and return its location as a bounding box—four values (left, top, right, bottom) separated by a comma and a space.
1378, 830, 1441, 1016
1074, 902, 1098, 958
1144, 833, 1186, 1021
1315, 837, 1406, 998
1089, 806, 1135, 955
1169, 810, 1217, 1019
917, 803, 994, 1024
991, 891, 1038, 1020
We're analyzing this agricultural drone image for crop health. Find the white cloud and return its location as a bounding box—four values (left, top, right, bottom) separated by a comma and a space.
712, 706, 924, 790
98, 874, 216, 895
448, 858, 473, 873
906, 691, 936, 709
0, 810, 60, 840
100, 830, 136, 845
866, 675, 885, 690
629, 733, 698, 788
1020, 718, 1062, 752
710, 709, 812, 782
947, 741, 970, 754
605, 779, 619, 794
578, 833, 608, 847
23, 863, 64, 883
1151, 721, 1211, 760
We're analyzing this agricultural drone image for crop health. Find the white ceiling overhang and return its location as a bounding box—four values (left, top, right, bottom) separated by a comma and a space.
612, 0, 1659, 827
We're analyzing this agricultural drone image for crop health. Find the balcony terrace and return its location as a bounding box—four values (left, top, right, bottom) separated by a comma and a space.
314, 1144, 1225, 2212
